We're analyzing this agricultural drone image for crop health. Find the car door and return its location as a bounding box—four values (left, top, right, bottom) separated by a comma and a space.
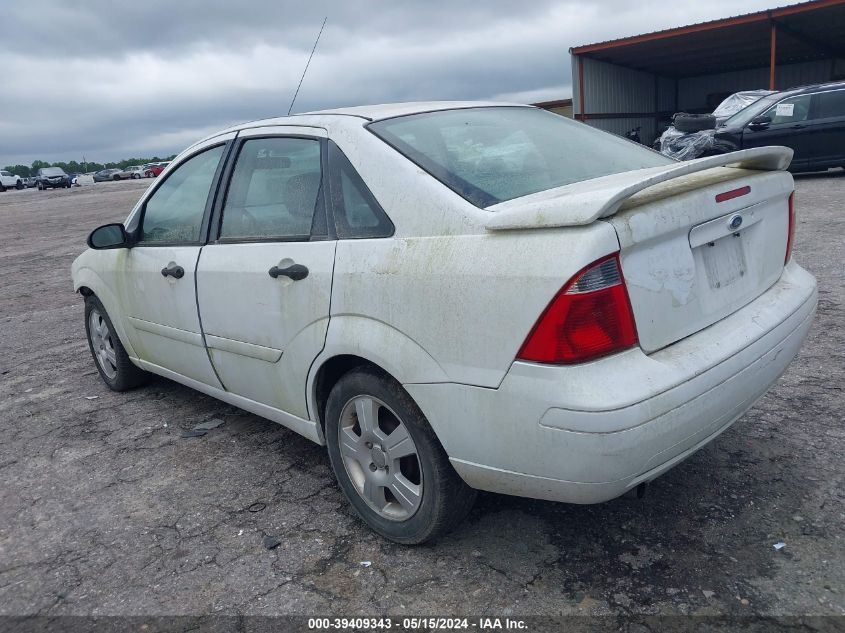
119, 135, 232, 388
805, 88, 845, 168
195, 127, 335, 419
742, 93, 813, 170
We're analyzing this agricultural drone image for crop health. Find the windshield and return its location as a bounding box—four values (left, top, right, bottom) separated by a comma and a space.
42, 167, 65, 176
722, 93, 782, 128
369, 107, 673, 208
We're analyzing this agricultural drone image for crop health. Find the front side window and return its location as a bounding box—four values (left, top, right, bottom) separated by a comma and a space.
139, 145, 224, 244
219, 137, 322, 240
815, 90, 845, 120
761, 94, 812, 125
369, 107, 672, 208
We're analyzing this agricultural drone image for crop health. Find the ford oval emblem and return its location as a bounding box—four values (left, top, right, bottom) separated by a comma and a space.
728, 214, 743, 231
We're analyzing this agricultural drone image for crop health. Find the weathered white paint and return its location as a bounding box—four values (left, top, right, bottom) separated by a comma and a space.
72, 102, 817, 505
484, 146, 792, 230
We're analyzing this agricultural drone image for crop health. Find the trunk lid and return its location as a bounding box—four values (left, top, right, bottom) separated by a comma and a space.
484, 147, 791, 230
609, 167, 793, 352
485, 147, 794, 354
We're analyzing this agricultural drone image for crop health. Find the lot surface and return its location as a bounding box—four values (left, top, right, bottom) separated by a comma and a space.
0, 177, 843, 623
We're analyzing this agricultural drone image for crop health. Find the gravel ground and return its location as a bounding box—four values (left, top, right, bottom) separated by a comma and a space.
0, 176, 842, 625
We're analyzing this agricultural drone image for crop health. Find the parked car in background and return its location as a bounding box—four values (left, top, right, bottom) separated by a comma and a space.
713, 81, 845, 171
712, 90, 774, 125
23, 176, 37, 188
94, 169, 122, 182
0, 170, 24, 191
119, 165, 146, 180
72, 103, 817, 543
144, 162, 169, 177
657, 89, 773, 160
35, 167, 70, 189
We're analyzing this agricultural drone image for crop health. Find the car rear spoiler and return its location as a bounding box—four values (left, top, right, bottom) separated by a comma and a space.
484, 146, 793, 231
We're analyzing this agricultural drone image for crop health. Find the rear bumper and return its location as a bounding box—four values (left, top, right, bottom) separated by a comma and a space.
405, 261, 817, 503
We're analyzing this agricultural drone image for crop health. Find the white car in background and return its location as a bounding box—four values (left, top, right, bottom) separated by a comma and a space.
0, 170, 24, 191
71, 102, 817, 543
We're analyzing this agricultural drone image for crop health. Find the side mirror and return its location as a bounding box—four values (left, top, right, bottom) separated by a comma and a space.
749, 115, 772, 129
88, 223, 131, 249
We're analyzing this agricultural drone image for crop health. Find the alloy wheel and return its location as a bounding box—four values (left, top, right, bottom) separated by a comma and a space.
337, 395, 423, 521
88, 308, 118, 380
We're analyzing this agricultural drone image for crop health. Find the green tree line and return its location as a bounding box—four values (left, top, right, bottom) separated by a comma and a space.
3, 155, 178, 178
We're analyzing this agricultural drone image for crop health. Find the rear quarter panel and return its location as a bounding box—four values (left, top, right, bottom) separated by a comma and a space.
329, 227, 620, 388
322, 118, 622, 388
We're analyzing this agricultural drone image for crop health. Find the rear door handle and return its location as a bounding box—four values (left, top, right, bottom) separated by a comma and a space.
161, 264, 185, 279
269, 263, 309, 281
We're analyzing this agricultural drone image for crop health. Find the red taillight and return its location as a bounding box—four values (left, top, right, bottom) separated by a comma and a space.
785, 191, 795, 264
517, 254, 639, 364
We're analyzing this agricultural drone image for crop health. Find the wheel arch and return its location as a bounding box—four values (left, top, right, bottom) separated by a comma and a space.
73, 267, 138, 359
311, 354, 378, 439
308, 317, 450, 442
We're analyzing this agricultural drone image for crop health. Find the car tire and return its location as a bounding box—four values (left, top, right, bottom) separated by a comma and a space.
113, 175, 120, 181
84, 295, 150, 392
673, 113, 716, 133
15, 181, 23, 190
325, 366, 476, 544
132, 173, 139, 179
0, 184, 5, 192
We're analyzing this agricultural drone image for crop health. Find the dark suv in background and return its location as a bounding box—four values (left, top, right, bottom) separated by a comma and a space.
35, 167, 71, 190
714, 81, 845, 172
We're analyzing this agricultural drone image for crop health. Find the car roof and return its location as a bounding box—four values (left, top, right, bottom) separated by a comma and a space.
301, 100, 525, 121
776, 80, 845, 98
192, 101, 530, 148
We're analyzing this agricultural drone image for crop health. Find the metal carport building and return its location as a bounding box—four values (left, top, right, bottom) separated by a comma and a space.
570, 0, 845, 143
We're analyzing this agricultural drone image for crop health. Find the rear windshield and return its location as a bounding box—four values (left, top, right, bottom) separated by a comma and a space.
369, 107, 672, 207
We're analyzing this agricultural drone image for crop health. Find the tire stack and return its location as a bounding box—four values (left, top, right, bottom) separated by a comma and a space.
672, 113, 716, 133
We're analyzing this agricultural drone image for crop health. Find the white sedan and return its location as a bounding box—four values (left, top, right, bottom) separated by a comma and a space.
72, 102, 817, 543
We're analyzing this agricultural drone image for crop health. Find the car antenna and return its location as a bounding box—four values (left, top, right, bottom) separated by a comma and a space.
287, 16, 327, 116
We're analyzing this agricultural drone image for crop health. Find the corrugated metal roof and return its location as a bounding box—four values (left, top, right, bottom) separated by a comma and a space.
570, 0, 844, 53
570, 0, 845, 78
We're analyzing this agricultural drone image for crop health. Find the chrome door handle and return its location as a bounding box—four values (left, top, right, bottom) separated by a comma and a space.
268, 263, 309, 281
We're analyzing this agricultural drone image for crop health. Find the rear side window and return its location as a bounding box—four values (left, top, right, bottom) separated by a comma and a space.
219, 137, 322, 240
327, 142, 393, 239
369, 107, 672, 208
815, 90, 845, 119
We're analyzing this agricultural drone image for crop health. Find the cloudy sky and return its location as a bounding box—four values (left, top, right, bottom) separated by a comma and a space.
0, 0, 800, 167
